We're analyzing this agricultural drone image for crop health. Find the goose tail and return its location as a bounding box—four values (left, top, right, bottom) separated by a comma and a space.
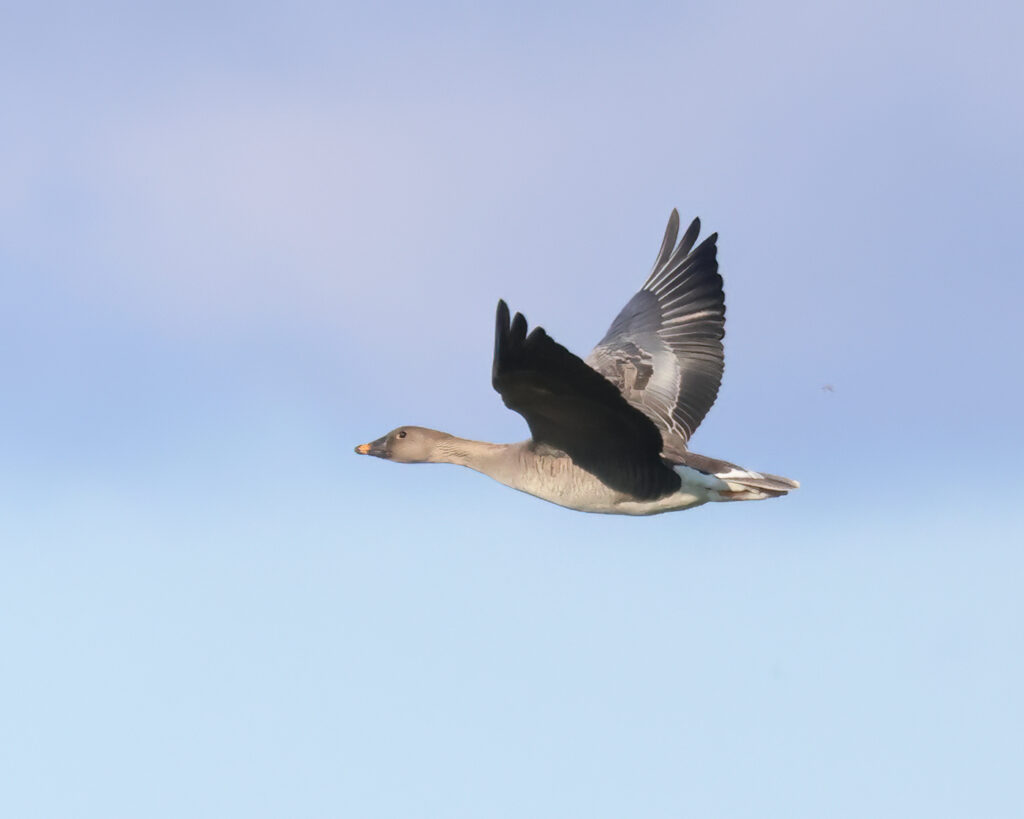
712, 468, 800, 501
676, 451, 799, 502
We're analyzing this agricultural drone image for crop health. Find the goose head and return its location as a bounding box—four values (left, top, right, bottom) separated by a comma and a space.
354, 426, 452, 463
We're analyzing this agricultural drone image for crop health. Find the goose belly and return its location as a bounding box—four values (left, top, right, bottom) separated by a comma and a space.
501, 457, 715, 516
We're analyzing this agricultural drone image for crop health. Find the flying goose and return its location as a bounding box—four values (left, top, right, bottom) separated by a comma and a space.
355, 211, 798, 515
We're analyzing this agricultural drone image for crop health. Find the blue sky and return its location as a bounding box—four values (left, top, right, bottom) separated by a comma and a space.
2, 2, 1023, 816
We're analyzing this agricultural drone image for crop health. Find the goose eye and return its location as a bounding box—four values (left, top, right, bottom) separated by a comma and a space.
397, 430, 407, 439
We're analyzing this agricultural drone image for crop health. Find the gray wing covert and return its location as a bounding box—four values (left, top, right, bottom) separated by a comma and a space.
585, 211, 725, 454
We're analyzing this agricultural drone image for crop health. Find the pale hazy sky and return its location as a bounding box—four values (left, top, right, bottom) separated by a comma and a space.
2, 2, 1023, 817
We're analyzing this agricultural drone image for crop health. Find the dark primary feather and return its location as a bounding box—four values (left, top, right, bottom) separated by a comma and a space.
585, 210, 725, 453
492, 300, 681, 500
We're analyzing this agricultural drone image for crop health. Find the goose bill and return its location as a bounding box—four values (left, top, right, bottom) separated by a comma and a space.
354, 436, 389, 458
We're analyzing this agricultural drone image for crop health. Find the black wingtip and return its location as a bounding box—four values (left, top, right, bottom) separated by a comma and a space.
493, 300, 510, 382
671, 217, 701, 262
510, 311, 528, 343
495, 300, 512, 344
651, 210, 680, 272
694, 232, 719, 254
493, 300, 534, 380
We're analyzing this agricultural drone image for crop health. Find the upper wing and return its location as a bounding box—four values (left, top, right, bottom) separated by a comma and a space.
492, 300, 681, 500
585, 210, 725, 454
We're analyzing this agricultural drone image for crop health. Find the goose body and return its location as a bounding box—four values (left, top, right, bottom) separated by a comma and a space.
356, 211, 798, 515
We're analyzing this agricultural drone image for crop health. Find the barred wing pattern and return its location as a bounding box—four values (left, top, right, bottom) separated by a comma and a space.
586, 211, 725, 455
